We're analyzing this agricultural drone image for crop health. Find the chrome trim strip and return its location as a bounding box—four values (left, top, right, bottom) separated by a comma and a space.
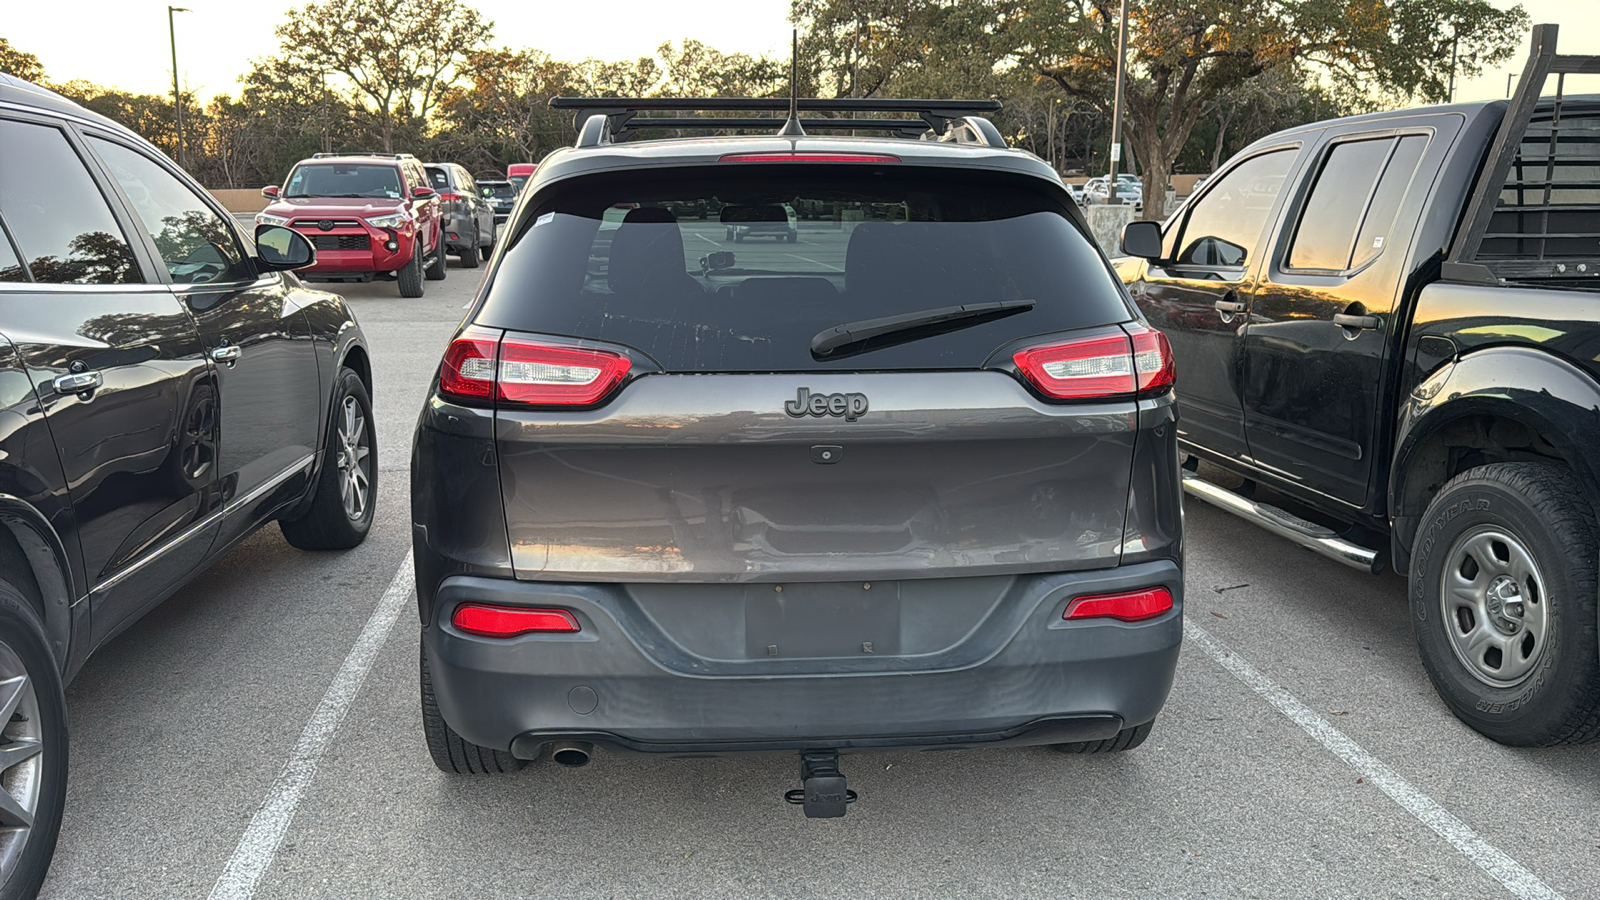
1181, 471, 1385, 575
0, 282, 170, 294
92, 455, 314, 595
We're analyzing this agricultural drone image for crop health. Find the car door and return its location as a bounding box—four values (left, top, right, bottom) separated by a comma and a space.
84, 133, 322, 552
1241, 120, 1454, 506
0, 114, 215, 645
405, 161, 439, 255
1127, 146, 1302, 460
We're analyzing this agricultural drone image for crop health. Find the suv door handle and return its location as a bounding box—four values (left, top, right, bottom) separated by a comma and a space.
211, 345, 242, 364
1333, 314, 1381, 331
52, 371, 103, 395
1214, 298, 1247, 313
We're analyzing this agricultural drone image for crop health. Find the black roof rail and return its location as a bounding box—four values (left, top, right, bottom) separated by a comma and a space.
1445, 23, 1600, 287
549, 97, 1006, 149
310, 151, 415, 159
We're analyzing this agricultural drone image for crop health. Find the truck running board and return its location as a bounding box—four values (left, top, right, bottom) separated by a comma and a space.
1181, 472, 1385, 575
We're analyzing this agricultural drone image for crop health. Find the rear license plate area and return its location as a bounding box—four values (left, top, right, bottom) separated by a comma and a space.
744, 582, 901, 659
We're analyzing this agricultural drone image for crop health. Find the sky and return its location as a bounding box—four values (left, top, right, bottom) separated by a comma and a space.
5, 0, 1596, 103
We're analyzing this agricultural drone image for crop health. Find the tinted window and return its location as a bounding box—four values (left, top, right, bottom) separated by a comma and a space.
508, 175, 529, 192
481, 183, 515, 199
427, 166, 450, 190
0, 119, 140, 284
1174, 149, 1296, 267
477, 167, 1130, 372
285, 163, 402, 199
1286, 138, 1394, 271
0, 221, 24, 282
1351, 135, 1428, 270
90, 137, 251, 285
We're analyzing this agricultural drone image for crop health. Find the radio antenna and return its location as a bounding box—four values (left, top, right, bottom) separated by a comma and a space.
778, 28, 806, 137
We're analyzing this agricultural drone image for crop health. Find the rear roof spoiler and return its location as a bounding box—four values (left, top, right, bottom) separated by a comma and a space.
548, 97, 1007, 149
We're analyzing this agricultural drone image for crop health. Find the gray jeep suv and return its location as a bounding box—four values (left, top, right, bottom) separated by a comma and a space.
411, 98, 1183, 816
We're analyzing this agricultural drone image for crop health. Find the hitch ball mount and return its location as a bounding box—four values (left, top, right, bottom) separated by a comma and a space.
784, 750, 858, 818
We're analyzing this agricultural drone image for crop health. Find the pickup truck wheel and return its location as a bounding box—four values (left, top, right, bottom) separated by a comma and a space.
0, 581, 68, 900
1410, 462, 1600, 745
425, 240, 448, 281
280, 368, 375, 551
458, 226, 480, 268
420, 642, 524, 774
397, 251, 424, 298
1052, 720, 1153, 754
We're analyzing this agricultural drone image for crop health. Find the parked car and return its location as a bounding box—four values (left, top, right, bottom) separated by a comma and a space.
1067, 183, 1086, 206
506, 163, 536, 193
412, 96, 1183, 817
1116, 24, 1600, 745
257, 152, 446, 297
1083, 176, 1143, 211
424, 163, 496, 268
723, 202, 798, 241
0, 74, 374, 897
477, 178, 517, 225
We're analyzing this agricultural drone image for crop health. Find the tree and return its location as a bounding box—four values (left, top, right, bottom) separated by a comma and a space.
276, 0, 493, 151
0, 38, 45, 82
1011, 0, 1529, 217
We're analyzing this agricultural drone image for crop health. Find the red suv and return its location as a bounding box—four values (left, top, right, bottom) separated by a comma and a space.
259, 152, 447, 297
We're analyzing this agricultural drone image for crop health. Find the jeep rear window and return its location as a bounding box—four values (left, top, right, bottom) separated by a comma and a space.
475, 166, 1131, 372
284, 164, 403, 199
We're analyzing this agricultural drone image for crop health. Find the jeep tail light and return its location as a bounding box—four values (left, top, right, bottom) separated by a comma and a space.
453, 604, 580, 637
1064, 587, 1173, 622
1012, 325, 1174, 401
438, 330, 632, 407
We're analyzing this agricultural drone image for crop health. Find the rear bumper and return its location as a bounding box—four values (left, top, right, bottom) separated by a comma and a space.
422, 560, 1182, 758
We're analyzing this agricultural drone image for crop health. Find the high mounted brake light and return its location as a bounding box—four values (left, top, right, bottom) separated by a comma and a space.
1011, 324, 1174, 401
438, 330, 632, 407
718, 152, 901, 164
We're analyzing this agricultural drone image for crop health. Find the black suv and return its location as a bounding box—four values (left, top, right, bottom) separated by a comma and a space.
0, 74, 375, 894
411, 98, 1182, 816
476, 178, 517, 226
424, 163, 496, 268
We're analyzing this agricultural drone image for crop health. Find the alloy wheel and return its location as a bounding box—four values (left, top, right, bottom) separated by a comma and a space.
0, 640, 44, 888
336, 395, 371, 521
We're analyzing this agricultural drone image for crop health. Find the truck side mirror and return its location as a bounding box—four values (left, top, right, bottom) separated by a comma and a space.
1121, 220, 1163, 260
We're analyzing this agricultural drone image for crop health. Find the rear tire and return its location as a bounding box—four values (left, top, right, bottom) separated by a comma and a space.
420, 642, 524, 774
425, 239, 448, 281
1410, 462, 1600, 745
397, 251, 424, 298
0, 582, 68, 900
459, 226, 480, 268
479, 242, 492, 262
1052, 721, 1153, 754
280, 368, 375, 551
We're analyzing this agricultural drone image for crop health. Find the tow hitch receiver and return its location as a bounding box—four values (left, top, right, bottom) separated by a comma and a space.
784, 750, 857, 818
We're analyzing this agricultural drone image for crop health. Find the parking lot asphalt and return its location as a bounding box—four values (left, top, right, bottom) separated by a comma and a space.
40, 230, 1600, 899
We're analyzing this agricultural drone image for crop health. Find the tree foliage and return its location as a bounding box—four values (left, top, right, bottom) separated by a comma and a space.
0, 38, 45, 82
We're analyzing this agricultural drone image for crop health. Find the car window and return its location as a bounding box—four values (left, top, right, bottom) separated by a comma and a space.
1351, 135, 1428, 270
89, 137, 252, 285
1284, 138, 1395, 271
0, 118, 140, 285
0, 219, 25, 282
285, 163, 403, 199
477, 166, 1132, 373
427, 167, 450, 190
458, 170, 475, 194
1173, 149, 1296, 268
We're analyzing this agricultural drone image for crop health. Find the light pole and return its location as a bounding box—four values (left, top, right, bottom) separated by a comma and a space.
168, 6, 190, 168
1107, 0, 1130, 205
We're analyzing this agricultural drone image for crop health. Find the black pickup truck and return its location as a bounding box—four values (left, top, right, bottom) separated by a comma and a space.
1116, 24, 1600, 746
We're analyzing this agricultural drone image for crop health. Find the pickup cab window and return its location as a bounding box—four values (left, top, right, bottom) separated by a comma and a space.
1170, 149, 1296, 267
1286, 134, 1429, 272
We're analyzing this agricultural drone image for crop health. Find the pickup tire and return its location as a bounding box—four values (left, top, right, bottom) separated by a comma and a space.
420, 643, 524, 774
1052, 721, 1153, 754
1410, 462, 1600, 745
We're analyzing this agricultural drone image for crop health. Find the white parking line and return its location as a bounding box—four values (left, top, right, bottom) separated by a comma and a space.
784, 252, 842, 271
207, 550, 415, 900
1184, 620, 1563, 900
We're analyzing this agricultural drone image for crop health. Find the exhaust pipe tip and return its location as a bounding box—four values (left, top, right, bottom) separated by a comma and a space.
550, 741, 594, 768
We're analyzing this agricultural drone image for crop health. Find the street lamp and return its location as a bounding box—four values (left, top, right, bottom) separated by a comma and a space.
1107, 0, 1130, 205
168, 6, 190, 168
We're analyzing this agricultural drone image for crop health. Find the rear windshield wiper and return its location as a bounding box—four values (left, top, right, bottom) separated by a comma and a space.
811, 299, 1035, 358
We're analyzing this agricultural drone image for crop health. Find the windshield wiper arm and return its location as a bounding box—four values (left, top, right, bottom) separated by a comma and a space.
811, 299, 1035, 358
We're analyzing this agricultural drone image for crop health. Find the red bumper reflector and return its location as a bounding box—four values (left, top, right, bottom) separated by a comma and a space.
452, 604, 580, 637
1063, 587, 1173, 622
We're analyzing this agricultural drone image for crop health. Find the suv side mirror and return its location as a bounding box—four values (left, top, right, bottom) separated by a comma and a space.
261, 185, 280, 199
1120, 220, 1163, 260
254, 224, 315, 271
411, 186, 436, 199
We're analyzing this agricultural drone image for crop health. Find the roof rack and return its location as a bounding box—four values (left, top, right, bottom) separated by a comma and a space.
549, 97, 1007, 149
310, 152, 416, 160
